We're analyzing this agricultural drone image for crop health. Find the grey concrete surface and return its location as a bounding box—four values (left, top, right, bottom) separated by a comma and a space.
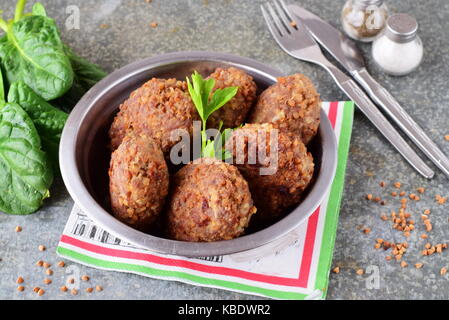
0, 0, 448, 300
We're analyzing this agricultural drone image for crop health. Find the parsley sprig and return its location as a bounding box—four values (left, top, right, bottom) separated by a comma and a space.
186, 71, 238, 160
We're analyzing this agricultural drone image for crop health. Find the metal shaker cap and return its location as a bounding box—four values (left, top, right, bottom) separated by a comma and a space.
353, 0, 384, 9
385, 13, 418, 43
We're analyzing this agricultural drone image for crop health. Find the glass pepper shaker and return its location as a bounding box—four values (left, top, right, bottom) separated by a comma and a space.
372, 14, 424, 76
341, 0, 389, 42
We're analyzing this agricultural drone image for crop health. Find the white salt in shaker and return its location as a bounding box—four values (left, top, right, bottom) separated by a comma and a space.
372, 13, 423, 76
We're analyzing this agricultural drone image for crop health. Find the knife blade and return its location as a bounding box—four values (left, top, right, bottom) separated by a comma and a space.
287, 5, 365, 72
289, 4, 449, 179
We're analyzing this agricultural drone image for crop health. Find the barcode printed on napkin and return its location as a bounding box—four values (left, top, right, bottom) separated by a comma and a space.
67, 206, 225, 262
69, 208, 134, 248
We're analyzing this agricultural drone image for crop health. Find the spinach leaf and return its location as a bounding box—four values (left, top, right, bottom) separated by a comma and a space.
32, 2, 47, 17
64, 44, 107, 89
0, 14, 74, 101
0, 53, 5, 107
53, 44, 107, 112
0, 102, 53, 215
8, 81, 68, 161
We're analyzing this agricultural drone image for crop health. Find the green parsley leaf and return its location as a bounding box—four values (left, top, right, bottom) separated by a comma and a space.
203, 140, 217, 159
206, 87, 238, 120
186, 71, 238, 160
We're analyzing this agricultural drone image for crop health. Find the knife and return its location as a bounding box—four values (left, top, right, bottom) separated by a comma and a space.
289, 5, 449, 179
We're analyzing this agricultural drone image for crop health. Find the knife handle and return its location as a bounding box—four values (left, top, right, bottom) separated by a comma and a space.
353, 69, 449, 179
323, 65, 434, 179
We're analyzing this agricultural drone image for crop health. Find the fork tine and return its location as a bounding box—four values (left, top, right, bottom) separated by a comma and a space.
264, 2, 288, 36
276, 0, 318, 45
277, 0, 295, 23
261, 5, 281, 38
262, 0, 323, 59
271, 0, 295, 33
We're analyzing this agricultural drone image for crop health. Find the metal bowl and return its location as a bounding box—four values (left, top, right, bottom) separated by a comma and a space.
60, 51, 337, 257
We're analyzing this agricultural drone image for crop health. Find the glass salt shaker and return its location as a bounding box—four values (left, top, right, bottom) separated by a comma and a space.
372, 14, 424, 76
341, 0, 389, 42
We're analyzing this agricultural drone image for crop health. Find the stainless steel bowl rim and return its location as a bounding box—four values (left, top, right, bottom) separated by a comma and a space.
60, 51, 338, 257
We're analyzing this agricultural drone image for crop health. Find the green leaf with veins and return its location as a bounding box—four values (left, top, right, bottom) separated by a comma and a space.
63, 44, 107, 89
186, 71, 238, 160
0, 10, 74, 100
197, 120, 234, 160
8, 81, 68, 162
32, 2, 47, 17
0, 58, 5, 105
206, 87, 238, 119
53, 44, 107, 112
203, 140, 217, 159
0, 102, 53, 215
186, 71, 206, 121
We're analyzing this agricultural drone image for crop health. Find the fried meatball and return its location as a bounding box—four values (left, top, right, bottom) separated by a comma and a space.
167, 158, 257, 242
206, 67, 257, 129
248, 74, 321, 145
109, 78, 198, 154
228, 123, 314, 225
109, 134, 169, 231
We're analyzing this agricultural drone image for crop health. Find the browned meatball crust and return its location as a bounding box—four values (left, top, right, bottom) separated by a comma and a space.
109, 134, 170, 231
109, 78, 198, 154
167, 158, 257, 242
228, 123, 315, 225
248, 74, 321, 145
207, 67, 257, 129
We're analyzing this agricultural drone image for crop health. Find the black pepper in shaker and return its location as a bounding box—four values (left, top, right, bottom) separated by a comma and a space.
341, 0, 389, 42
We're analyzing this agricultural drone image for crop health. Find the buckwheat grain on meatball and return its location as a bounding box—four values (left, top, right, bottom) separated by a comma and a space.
167, 158, 257, 242
109, 134, 169, 231
228, 123, 314, 225
248, 74, 321, 145
206, 67, 257, 129
109, 78, 198, 154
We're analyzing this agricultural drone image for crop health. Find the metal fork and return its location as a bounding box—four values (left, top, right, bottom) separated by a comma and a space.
261, 0, 434, 179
